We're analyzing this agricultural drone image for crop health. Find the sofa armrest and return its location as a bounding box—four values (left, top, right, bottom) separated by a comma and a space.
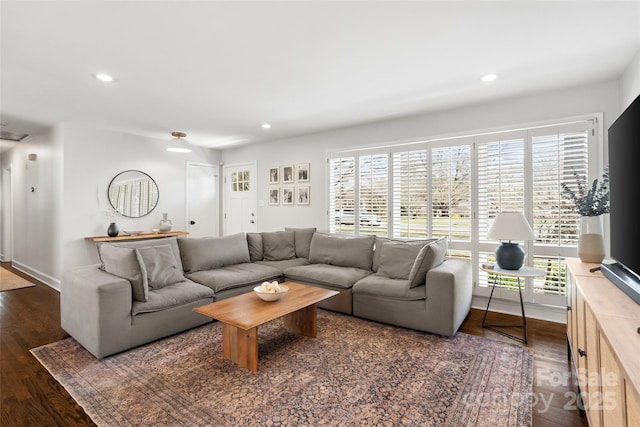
61, 265, 133, 359
424, 257, 472, 336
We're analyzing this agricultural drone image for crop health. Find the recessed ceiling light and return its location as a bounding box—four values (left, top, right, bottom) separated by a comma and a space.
261, 123, 271, 129
481, 73, 498, 83
94, 73, 114, 82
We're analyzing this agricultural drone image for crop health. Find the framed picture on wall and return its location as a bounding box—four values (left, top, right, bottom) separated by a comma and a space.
297, 186, 310, 205
269, 167, 279, 184
297, 163, 310, 182
282, 187, 294, 205
269, 188, 280, 205
282, 165, 294, 183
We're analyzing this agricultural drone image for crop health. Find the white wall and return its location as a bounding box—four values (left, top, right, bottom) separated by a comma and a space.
0, 126, 62, 286
222, 79, 621, 233
61, 124, 221, 276
620, 48, 640, 111
2, 123, 221, 288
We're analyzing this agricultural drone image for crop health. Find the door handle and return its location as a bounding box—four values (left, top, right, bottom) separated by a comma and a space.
250, 220, 255, 224
190, 220, 196, 225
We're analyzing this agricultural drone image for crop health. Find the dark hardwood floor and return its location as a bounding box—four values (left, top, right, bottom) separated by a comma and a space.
1, 261, 586, 426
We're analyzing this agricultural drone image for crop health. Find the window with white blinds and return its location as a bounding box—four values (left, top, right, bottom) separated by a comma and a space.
359, 154, 388, 236
431, 145, 472, 241
392, 150, 428, 238
529, 123, 589, 298
327, 117, 596, 303
328, 156, 355, 234
477, 132, 526, 240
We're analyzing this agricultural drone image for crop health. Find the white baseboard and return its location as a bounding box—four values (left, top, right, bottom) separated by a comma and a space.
11, 261, 60, 291
472, 295, 567, 324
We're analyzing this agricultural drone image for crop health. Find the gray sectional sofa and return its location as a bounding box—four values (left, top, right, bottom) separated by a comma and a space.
61, 228, 472, 359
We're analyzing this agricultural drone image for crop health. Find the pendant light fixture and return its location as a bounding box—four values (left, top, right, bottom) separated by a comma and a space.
167, 132, 192, 153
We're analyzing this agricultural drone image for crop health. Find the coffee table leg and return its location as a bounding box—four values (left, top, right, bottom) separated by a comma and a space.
222, 323, 259, 372
283, 304, 317, 338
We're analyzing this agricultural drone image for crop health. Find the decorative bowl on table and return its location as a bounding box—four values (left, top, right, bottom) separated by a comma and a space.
253, 282, 288, 301
122, 229, 145, 236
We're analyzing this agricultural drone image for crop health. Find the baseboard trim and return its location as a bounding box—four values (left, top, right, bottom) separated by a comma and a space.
11, 261, 60, 291
472, 295, 566, 324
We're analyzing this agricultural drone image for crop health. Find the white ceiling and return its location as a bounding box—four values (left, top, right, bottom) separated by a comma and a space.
2, 1, 640, 150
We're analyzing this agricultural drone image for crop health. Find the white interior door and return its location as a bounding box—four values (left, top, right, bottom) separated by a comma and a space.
186, 162, 219, 238
223, 162, 257, 235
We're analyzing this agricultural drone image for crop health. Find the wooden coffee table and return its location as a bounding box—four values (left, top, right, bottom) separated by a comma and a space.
194, 282, 338, 371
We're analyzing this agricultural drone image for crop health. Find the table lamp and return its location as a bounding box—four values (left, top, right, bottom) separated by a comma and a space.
486, 211, 535, 270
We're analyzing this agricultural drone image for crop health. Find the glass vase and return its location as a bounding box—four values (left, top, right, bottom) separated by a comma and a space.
578, 215, 605, 264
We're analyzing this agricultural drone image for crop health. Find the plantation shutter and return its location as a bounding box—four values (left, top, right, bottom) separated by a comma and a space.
529, 122, 590, 299
329, 156, 356, 234
430, 144, 472, 241
477, 131, 526, 289
477, 131, 526, 239
358, 154, 389, 235
392, 149, 429, 238
531, 123, 589, 246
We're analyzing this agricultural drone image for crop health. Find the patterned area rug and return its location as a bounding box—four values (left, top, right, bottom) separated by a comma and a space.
32, 310, 532, 426
0, 267, 36, 291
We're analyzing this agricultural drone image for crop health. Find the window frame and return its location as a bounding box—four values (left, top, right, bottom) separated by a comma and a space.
326, 114, 604, 307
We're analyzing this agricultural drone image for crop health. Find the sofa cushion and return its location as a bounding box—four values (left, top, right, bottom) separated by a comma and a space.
352, 273, 426, 301
97, 236, 184, 272
372, 237, 437, 272
255, 258, 310, 272
131, 279, 214, 315
186, 263, 281, 293
284, 264, 372, 289
262, 231, 296, 261
246, 233, 264, 262
308, 233, 375, 271
178, 233, 250, 273
98, 243, 146, 302
408, 237, 448, 288
377, 242, 423, 280
285, 227, 317, 259
134, 244, 185, 291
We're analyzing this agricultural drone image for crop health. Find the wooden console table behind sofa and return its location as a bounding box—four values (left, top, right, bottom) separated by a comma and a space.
85, 231, 188, 242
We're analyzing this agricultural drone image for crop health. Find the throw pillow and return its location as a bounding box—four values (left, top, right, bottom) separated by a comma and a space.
284, 227, 317, 259
134, 245, 185, 291
177, 233, 250, 273
98, 243, 147, 302
372, 237, 437, 273
246, 233, 264, 262
262, 231, 296, 261
376, 242, 422, 280
96, 236, 185, 272
408, 237, 448, 288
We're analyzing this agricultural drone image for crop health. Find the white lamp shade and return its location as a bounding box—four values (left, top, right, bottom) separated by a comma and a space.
167, 137, 192, 153
486, 211, 535, 241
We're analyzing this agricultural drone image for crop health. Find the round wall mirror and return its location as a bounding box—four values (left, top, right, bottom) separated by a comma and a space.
108, 170, 159, 218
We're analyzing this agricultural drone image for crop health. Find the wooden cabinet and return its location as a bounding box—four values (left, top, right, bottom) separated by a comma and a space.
626, 382, 640, 427
566, 258, 640, 427
600, 334, 624, 426
584, 304, 602, 427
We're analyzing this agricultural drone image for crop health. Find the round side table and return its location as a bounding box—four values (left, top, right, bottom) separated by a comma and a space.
480, 264, 545, 344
